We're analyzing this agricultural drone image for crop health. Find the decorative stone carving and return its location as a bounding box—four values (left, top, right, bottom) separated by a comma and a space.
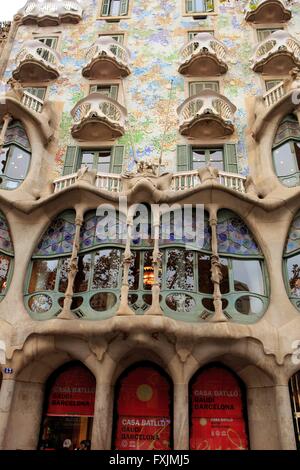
198, 165, 219, 183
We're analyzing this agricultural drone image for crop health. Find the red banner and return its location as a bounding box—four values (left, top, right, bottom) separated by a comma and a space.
46, 364, 96, 417
190, 367, 248, 450
114, 366, 171, 450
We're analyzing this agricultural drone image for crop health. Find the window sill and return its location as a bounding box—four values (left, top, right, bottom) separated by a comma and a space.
182, 12, 217, 18
98, 16, 130, 22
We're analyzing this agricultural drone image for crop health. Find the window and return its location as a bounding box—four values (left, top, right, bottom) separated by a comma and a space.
0, 211, 14, 303
25, 210, 124, 320
0, 120, 31, 190
185, 0, 214, 14
289, 371, 300, 450
99, 33, 124, 44
284, 211, 300, 312
257, 28, 283, 42
89, 84, 119, 100
176, 144, 238, 173
24, 87, 47, 100
189, 81, 219, 96
101, 0, 129, 17
265, 80, 282, 91
188, 30, 214, 40
62, 146, 125, 176
272, 115, 300, 187
37, 37, 58, 49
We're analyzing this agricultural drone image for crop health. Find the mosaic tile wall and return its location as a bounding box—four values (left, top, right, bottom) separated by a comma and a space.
4, 0, 300, 178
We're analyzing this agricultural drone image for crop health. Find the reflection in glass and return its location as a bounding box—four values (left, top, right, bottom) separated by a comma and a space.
29, 259, 58, 293
166, 249, 194, 290
58, 258, 70, 293
90, 293, 117, 311
166, 293, 196, 313
235, 296, 263, 315
28, 294, 53, 313
273, 142, 297, 178
233, 259, 264, 295
219, 258, 229, 294
0, 254, 10, 293
74, 254, 91, 293
198, 254, 214, 293
92, 249, 121, 289
287, 254, 300, 297
128, 252, 140, 290
5, 146, 31, 180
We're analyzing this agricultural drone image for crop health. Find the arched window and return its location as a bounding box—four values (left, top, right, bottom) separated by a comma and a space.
38, 362, 95, 450
113, 362, 173, 450
283, 211, 300, 310
25, 209, 124, 320
289, 370, 300, 450
0, 210, 14, 302
272, 114, 300, 187
25, 211, 76, 320
216, 210, 268, 321
189, 364, 249, 450
0, 120, 31, 190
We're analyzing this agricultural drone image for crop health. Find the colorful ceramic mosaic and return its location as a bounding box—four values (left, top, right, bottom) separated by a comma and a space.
217, 210, 261, 256
6, 0, 300, 178
34, 213, 76, 256
285, 213, 300, 254
0, 211, 13, 254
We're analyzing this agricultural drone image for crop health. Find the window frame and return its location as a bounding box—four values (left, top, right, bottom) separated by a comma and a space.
79, 148, 113, 173
182, 0, 217, 17
99, 0, 131, 20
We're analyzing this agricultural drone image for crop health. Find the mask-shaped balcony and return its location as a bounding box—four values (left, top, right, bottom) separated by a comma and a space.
17, 0, 83, 26
82, 37, 131, 79
245, 0, 291, 24
12, 40, 61, 82
252, 31, 300, 74
71, 93, 127, 141
177, 90, 236, 139
178, 33, 228, 76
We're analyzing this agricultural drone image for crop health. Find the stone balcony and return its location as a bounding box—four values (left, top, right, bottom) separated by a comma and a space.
71, 92, 127, 141
53, 168, 247, 195
177, 90, 236, 139
251, 31, 300, 74
178, 33, 228, 76
17, 0, 83, 26
82, 37, 131, 79
12, 40, 61, 82
245, 0, 292, 24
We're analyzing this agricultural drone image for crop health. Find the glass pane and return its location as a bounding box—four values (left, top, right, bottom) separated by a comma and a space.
90, 292, 117, 311
219, 257, 229, 294
0, 254, 10, 293
28, 294, 53, 313
233, 259, 264, 295
81, 152, 95, 171
128, 251, 140, 290
166, 293, 196, 312
209, 149, 224, 171
5, 146, 30, 180
74, 254, 91, 293
198, 254, 213, 293
192, 149, 206, 170
110, 0, 120, 15
235, 296, 264, 315
58, 258, 70, 293
97, 151, 111, 173
92, 248, 121, 289
29, 259, 58, 293
287, 254, 300, 296
94, 86, 111, 97
195, 0, 205, 12
166, 249, 194, 290
273, 142, 297, 177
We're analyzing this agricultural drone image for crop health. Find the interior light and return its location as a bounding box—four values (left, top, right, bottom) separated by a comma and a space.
143, 265, 155, 286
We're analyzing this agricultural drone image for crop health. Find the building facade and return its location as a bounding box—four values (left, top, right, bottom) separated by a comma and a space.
0, 0, 299, 450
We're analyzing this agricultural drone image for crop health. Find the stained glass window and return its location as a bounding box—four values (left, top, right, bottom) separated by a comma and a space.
217, 210, 261, 256
80, 211, 126, 250
34, 212, 76, 256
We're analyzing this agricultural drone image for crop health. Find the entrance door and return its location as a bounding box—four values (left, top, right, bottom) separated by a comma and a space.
190, 364, 249, 450
39, 362, 96, 450
113, 363, 172, 450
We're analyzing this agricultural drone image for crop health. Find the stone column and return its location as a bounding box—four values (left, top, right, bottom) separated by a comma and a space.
0, 113, 12, 150
275, 384, 297, 450
0, 377, 15, 449
173, 382, 189, 450
209, 207, 227, 322
147, 204, 163, 315
58, 208, 84, 320
91, 381, 114, 450
117, 212, 135, 315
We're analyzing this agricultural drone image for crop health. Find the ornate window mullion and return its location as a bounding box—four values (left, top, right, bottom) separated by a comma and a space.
116, 213, 135, 315
146, 205, 163, 315
0, 114, 13, 150
209, 207, 228, 322
58, 210, 84, 319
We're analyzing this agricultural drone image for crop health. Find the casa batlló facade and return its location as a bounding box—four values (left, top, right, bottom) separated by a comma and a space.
0, 0, 299, 451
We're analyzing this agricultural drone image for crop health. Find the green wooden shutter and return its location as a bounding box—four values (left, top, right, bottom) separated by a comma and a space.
177, 145, 190, 172
224, 144, 238, 174
120, 0, 128, 15
110, 146, 124, 174
205, 0, 214, 12
101, 0, 110, 16
109, 85, 119, 100
186, 0, 194, 13
63, 146, 79, 176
